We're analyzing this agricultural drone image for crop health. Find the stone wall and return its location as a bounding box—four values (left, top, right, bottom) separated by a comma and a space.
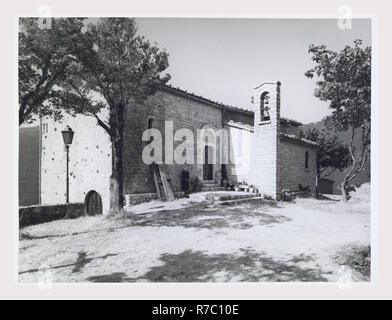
19, 126, 40, 206
19, 203, 85, 227
40, 87, 255, 214
40, 112, 111, 214
123, 88, 223, 195
223, 123, 253, 184
280, 122, 300, 136
222, 109, 254, 184
249, 81, 281, 198
277, 139, 317, 193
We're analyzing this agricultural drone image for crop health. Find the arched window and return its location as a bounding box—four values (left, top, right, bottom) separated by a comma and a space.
147, 116, 155, 143
41, 123, 48, 134
260, 92, 271, 122
147, 117, 154, 129
305, 151, 309, 169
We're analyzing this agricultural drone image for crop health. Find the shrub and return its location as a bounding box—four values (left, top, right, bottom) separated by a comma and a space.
190, 176, 202, 192
280, 189, 295, 202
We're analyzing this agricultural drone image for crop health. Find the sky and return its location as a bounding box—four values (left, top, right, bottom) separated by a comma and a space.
21, 18, 371, 127
135, 18, 371, 124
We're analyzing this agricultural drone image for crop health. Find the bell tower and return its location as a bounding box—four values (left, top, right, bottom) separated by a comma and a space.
249, 81, 281, 198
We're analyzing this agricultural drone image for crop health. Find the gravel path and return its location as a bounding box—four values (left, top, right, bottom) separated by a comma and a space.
18, 185, 370, 283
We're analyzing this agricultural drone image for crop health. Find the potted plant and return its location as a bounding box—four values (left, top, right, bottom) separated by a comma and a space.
190, 176, 202, 192
221, 164, 228, 187
238, 180, 248, 192
214, 170, 222, 185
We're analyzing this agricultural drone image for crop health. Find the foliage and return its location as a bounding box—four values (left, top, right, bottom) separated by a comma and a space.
18, 18, 86, 125
226, 180, 235, 191
301, 127, 350, 181
60, 18, 171, 127
58, 18, 171, 213
280, 189, 295, 202
190, 176, 202, 192
336, 245, 371, 278
305, 40, 371, 201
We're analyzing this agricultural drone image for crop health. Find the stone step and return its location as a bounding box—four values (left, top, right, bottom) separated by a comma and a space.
202, 182, 219, 187
212, 193, 261, 201
201, 186, 226, 192
216, 196, 263, 206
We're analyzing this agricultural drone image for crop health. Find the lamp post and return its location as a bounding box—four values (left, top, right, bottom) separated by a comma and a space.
61, 126, 74, 203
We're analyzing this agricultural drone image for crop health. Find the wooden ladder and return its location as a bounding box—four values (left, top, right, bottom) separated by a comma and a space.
151, 163, 175, 201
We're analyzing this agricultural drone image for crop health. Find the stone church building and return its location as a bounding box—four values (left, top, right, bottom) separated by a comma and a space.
39, 81, 317, 214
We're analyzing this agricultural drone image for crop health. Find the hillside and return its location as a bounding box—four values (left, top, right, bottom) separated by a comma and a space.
301, 121, 371, 194
19, 126, 40, 206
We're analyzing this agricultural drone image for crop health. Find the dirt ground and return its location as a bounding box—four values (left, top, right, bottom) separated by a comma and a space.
18, 184, 371, 283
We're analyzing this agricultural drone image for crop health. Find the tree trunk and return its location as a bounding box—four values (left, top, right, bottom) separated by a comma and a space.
110, 141, 124, 214
19, 104, 25, 126
341, 181, 349, 202
315, 174, 320, 199
109, 103, 125, 215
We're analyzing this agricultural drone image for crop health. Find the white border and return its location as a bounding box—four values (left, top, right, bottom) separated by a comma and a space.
11, 12, 380, 299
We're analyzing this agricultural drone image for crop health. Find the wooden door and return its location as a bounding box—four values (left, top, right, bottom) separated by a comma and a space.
85, 191, 103, 215
203, 146, 213, 180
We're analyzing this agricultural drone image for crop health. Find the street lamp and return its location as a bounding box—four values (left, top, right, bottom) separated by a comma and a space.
61, 126, 74, 203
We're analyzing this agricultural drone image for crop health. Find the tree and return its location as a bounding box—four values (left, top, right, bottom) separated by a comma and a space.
305, 40, 371, 201
60, 18, 171, 214
301, 127, 350, 198
18, 18, 86, 126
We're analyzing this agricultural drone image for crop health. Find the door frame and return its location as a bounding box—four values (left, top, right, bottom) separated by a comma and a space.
199, 123, 220, 182
203, 145, 214, 181
84, 190, 103, 215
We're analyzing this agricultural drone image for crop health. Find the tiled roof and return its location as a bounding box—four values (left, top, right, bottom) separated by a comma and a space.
158, 84, 304, 127
279, 132, 319, 148
158, 84, 253, 116
280, 117, 303, 127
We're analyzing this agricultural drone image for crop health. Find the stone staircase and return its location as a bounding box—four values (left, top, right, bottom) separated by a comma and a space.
200, 181, 265, 205
201, 181, 225, 192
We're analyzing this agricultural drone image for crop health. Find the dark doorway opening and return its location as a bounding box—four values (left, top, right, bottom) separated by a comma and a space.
85, 190, 103, 215
203, 146, 213, 181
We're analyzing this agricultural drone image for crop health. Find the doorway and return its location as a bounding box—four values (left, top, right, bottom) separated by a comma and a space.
203, 146, 213, 181
85, 190, 103, 215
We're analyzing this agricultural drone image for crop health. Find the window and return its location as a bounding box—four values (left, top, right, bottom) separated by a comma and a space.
41, 123, 48, 134
147, 117, 154, 129
147, 116, 155, 143
305, 151, 309, 169
260, 92, 271, 122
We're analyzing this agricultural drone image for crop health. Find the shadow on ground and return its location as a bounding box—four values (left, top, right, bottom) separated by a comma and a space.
19, 251, 118, 275
19, 202, 288, 242
124, 202, 290, 230
86, 249, 328, 283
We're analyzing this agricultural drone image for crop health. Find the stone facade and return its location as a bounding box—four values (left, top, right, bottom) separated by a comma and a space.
249, 81, 318, 198
123, 88, 224, 195
249, 82, 281, 198
19, 202, 85, 227
277, 138, 317, 193
40, 111, 111, 213
39, 81, 318, 214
